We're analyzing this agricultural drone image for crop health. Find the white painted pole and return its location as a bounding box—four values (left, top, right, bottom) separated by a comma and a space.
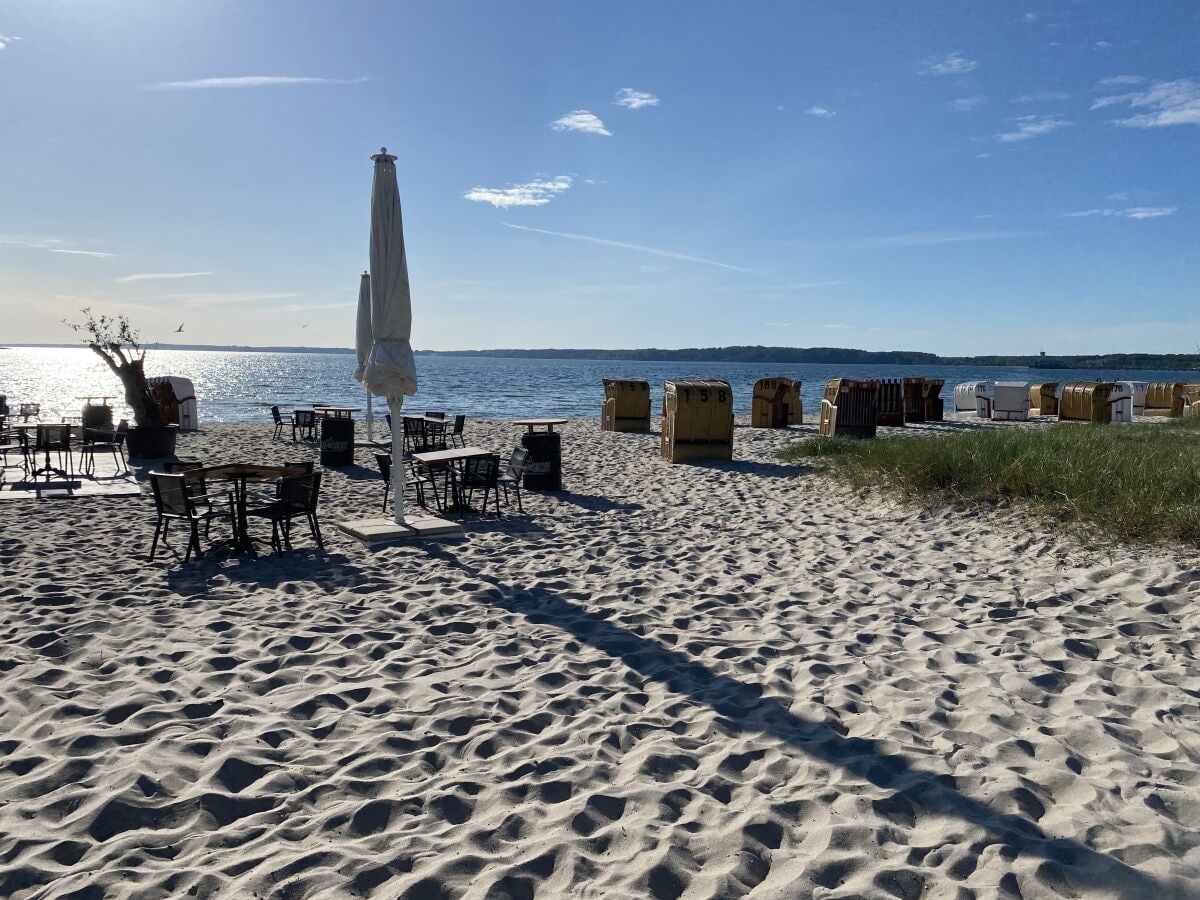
389, 395, 404, 524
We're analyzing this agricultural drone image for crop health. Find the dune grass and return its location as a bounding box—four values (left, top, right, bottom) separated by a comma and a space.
778, 417, 1200, 545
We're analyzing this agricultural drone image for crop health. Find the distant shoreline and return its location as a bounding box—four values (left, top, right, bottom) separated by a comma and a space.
4, 343, 1198, 371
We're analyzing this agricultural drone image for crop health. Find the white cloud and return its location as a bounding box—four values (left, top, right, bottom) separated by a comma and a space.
1, 236, 115, 257
501, 222, 751, 272
806, 105, 836, 118
116, 271, 214, 283
995, 114, 1070, 141
1092, 79, 1200, 128
1062, 206, 1176, 219
48, 248, 116, 258
0, 33, 22, 49
850, 230, 1031, 248
948, 96, 986, 112
1022, 12, 1039, 22
550, 110, 611, 136
1106, 192, 1130, 201
823, 323, 854, 329
1094, 40, 1112, 50
1097, 75, 1146, 87
920, 52, 978, 76
614, 88, 659, 109
765, 322, 793, 327
1011, 90, 1070, 103
143, 75, 368, 90
464, 175, 573, 208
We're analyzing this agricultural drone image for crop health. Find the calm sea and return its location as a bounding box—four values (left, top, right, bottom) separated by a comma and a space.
2, 347, 1197, 424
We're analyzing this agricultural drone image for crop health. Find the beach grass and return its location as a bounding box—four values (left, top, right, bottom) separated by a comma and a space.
779, 417, 1200, 545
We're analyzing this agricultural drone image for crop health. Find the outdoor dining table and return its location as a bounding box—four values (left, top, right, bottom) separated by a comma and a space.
13, 423, 70, 480
512, 418, 568, 433
411, 446, 491, 513
312, 406, 362, 419
184, 463, 307, 551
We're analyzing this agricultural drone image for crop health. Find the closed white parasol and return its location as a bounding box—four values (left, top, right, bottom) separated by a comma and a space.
361, 147, 418, 523
352, 270, 374, 440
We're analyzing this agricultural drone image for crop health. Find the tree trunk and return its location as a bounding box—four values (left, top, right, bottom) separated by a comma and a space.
123, 358, 164, 428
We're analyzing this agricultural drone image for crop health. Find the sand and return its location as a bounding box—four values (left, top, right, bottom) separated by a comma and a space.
2, 415, 1199, 899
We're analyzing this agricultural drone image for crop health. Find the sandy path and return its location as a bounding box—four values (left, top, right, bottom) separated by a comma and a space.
1, 416, 1198, 899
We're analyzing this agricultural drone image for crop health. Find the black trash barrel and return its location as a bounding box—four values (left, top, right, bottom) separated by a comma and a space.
81, 404, 113, 430
321, 416, 355, 466
521, 431, 562, 490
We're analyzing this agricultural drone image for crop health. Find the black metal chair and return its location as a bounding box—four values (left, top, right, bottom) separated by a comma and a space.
79, 420, 128, 477
450, 414, 466, 448
19, 403, 40, 423
292, 409, 317, 442
376, 452, 435, 511
460, 453, 501, 516
246, 472, 324, 554
148, 472, 233, 562
425, 419, 448, 452
274, 459, 315, 497
497, 446, 528, 513
425, 410, 446, 421
271, 405, 286, 440
0, 425, 27, 483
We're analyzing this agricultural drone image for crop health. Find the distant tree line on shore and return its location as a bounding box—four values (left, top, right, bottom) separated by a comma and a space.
417, 346, 1200, 370
10, 342, 1197, 370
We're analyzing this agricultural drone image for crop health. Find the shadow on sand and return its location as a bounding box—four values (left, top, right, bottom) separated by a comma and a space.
551, 491, 644, 513
428, 551, 1181, 899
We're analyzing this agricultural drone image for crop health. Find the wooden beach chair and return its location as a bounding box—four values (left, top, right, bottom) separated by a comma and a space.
1109, 382, 1134, 423
991, 382, 1031, 421
902, 378, 925, 423
601, 379, 652, 432
954, 381, 993, 417
876, 379, 905, 427
1115, 381, 1148, 417
819, 379, 879, 438
922, 379, 945, 421
750, 377, 802, 428
1029, 383, 1059, 417
1059, 382, 1116, 423
1142, 382, 1185, 417
1183, 385, 1200, 418
661, 380, 733, 462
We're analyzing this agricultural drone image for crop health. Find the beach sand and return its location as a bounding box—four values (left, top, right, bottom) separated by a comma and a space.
2, 416, 1199, 899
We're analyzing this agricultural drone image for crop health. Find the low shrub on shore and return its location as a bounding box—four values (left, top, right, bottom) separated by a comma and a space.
779, 418, 1200, 545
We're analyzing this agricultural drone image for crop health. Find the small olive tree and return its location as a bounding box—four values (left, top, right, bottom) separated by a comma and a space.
64, 309, 163, 428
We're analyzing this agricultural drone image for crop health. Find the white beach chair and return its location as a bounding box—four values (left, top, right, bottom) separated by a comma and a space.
1109, 382, 1134, 423
954, 381, 993, 417
991, 382, 1031, 421
1114, 381, 1147, 418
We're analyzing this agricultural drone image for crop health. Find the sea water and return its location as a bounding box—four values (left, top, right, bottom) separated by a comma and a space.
1, 346, 1196, 425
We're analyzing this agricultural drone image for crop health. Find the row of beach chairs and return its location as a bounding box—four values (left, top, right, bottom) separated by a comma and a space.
954, 380, 1200, 424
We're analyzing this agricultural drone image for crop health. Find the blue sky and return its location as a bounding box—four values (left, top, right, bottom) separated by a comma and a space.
1, 1, 1197, 354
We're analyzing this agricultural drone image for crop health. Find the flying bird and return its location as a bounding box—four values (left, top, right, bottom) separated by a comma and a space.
174, 323, 185, 333
300, 323, 311, 328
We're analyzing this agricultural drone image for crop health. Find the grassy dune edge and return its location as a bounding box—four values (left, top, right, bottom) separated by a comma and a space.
779, 418, 1200, 546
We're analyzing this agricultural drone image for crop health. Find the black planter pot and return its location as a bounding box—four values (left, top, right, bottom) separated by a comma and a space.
126, 424, 178, 460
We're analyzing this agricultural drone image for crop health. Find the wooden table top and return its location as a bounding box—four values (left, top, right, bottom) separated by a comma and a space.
411, 446, 490, 465
187, 463, 308, 482
512, 418, 568, 432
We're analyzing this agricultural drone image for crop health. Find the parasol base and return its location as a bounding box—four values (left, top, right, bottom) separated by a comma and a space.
337, 515, 464, 548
